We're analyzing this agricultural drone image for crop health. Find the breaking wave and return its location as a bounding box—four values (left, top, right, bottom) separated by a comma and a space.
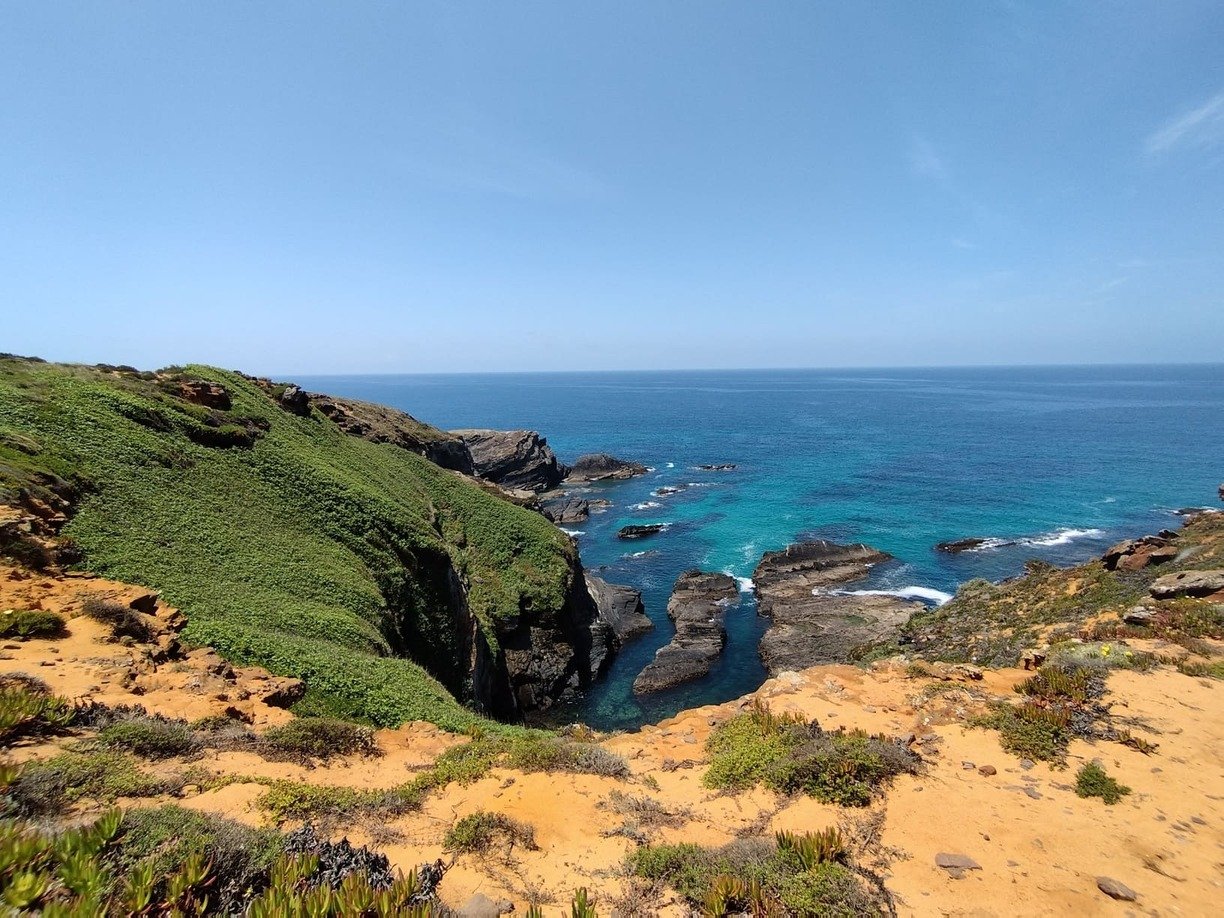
821, 586, 954, 606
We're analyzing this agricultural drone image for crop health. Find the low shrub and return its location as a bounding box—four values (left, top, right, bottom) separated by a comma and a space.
262, 717, 378, 761
97, 715, 199, 759
703, 702, 918, 806
258, 780, 420, 825
7, 750, 179, 816
629, 830, 881, 917
975, 701, 1071, 763
0, 608, 65, 639
0, 683, 75, 744
1075, 761, 1131, 804
1177, 658, 1224, 679
81, 597, 156, 642
443, 810, 537, 855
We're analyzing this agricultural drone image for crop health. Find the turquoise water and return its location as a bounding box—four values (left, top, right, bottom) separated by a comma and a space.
297, 366, 1224, 729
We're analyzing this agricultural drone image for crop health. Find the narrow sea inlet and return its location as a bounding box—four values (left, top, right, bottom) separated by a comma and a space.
300, 364, 1224, 729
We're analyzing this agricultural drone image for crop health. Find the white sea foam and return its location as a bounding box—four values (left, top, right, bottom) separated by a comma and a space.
1022, 527, 1104, 547
957, 528, 1105, 552
624, 550, 657, 560
822, 586, 953, 606
559, 528, 585, 537
666, 462, 675, 468
734, 575, 754, 593
631, 501, 663, 511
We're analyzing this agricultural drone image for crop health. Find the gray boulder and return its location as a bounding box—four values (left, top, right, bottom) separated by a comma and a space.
539, 495, 590, 524
633, 571, 738, 694
1149, 569, 1224, 599
585, 573, 653, 644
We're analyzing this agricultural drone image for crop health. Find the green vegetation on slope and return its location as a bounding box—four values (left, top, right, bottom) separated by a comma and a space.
0, 356, 576, 729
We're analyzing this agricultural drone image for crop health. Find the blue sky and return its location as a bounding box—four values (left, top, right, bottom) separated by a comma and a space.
2, 2, 1222, 373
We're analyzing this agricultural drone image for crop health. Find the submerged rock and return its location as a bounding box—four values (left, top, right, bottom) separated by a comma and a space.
753, 540, 919, 675
698, 463, 737, 471
617, 523, 667, 539
453, 429, 564, 491
633, 571, 737, 694
585, 573, 653, 643
565, 453, 648, 483
936, 537, 990, 553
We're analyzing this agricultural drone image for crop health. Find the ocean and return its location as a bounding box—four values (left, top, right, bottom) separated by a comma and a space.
296, 365, 1224, 729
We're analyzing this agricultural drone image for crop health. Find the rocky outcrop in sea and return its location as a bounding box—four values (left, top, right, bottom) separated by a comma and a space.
753, 540, 920, 675
565, 453, 648, 483
633, 571, 737, 694
539, 495, 591, 524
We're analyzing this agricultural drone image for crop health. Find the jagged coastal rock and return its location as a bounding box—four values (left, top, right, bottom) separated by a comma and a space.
697, 463, 736, 471
538, 495, 590, 524
617, 524, 667, 539
1102, 535, 1178, 571
565, 453, 648, 483
753, 540, 919, 674
311, 393, 474, 473
633, 571, 737, 694
585, 573, 653, 643
452, 429, 565, 491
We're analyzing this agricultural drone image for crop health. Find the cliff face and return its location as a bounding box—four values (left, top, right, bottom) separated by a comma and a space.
0, 355, 605, 728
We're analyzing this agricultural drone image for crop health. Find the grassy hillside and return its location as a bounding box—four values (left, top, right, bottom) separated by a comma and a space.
0, 356, 575, 729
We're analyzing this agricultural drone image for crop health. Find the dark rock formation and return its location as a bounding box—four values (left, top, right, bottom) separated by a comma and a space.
312, 395, 473, 473
539, 495, 590, 524
453, 429, 564, 491
278, 385, 311, 417
633, 571, 737, 694
617, 524, 667, 539
1149, 569, 1224, 599
1102, 535, 1178, 572
565, 453, 648, 483
753, 540, 919, 675
698, 463, 736, 471
936, 537, 991, 553
585, 573, 653, 644
496, 566, 616, 713
653, 486, 685, 497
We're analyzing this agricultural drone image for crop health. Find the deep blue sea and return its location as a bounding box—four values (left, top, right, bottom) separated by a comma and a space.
296, 366, 1224, 730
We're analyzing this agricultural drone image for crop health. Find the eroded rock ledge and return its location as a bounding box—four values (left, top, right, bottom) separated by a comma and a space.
753, 540, 920, 675
633, 571, 737, 695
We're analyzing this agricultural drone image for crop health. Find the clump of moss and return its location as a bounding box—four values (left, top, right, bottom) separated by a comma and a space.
702, 701, 917, 806
443, 810, 537, 855
0, 608, 66, 639
1075, 761, 1131, 804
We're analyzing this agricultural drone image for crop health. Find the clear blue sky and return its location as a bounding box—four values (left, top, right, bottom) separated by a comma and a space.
3, 2, 1222, 373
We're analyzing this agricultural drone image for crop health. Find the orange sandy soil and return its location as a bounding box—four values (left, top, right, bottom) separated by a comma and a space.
2, 562, 1221, 917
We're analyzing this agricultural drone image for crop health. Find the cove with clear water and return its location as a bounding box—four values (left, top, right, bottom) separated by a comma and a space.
296, 365, 1224, 731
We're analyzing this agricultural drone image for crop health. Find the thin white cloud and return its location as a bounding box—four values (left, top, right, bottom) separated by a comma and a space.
951, 237, 976, 250
1145, 89, 1224, 155
910, 136, 948, 180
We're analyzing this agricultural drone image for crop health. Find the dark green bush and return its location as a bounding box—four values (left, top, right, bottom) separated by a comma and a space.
703, 702, 917, 805
0, 609, 66, 639
8, 750, 180, 816
81, 597, 156, 642
443, 810, 537, 854
1075, 761, 1131, 804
